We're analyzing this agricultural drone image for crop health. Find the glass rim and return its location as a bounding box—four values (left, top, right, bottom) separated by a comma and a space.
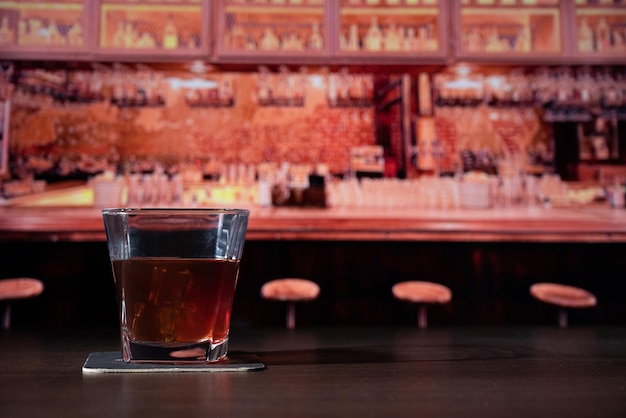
102, 208, 250, 216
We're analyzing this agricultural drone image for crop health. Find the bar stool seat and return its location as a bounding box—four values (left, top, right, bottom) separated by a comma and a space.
530, 282, 597, 328
392, 281, 452, 328
0, 278, 44, 330
261, 278, 320, 329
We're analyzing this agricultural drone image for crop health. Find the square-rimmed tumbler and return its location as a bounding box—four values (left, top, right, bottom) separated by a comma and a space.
102, 208, 249, 363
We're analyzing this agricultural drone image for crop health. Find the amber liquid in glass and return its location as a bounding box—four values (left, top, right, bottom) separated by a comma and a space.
113, 257, 240, 346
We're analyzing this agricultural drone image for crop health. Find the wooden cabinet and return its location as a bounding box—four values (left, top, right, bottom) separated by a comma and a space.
0, 0, 89, 59
453, 0, 566, 63
93, 0, 210, 60
333, 0, 448, 63
570, 0, 626, 64
1, 0, 626, 65
214, 0, 330, 63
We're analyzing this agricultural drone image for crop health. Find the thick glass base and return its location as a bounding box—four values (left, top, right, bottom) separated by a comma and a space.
121, 334, 229, 364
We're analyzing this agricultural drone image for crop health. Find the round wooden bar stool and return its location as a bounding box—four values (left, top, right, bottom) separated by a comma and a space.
530, 282, 597, 328
392, 281, 452, 329
261, 278, 320, 329
0, 278, 44, 330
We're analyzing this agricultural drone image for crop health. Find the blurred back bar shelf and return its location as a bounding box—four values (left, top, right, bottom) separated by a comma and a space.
2, 64, 626, 191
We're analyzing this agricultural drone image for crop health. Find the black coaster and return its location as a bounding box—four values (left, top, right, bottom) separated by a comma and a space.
82, 351, 265, 374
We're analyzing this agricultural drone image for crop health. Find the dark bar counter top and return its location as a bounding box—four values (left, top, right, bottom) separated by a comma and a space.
1, 204, 626, 242
3, 191, 626, 328
1, 326, 625, 418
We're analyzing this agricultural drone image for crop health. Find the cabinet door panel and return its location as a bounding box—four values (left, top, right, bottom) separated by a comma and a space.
0, 0, 88, 59
94, 0, 209, 60
572, 1, 626, 64
215, 0, 329, 63
455, 0, 566, 62
334, 0, 447, 63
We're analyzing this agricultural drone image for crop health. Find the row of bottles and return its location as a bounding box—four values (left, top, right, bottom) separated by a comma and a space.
578, 15, 626, 54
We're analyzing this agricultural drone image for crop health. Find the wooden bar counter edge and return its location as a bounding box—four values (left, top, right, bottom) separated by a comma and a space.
1, 204, 626, 243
